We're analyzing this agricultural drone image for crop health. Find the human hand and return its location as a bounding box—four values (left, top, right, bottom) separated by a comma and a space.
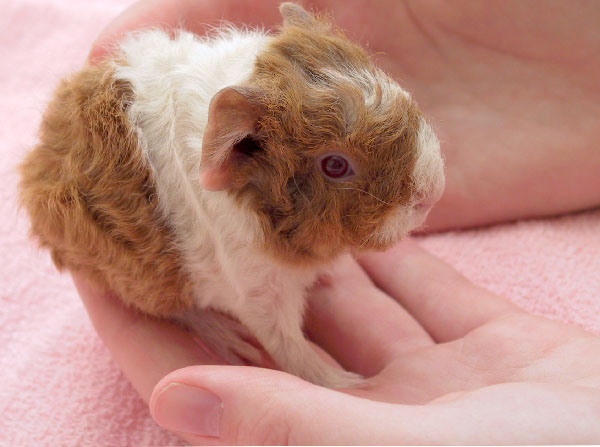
73, 239, 600, 444
89, 0, 600, 232
78, 1, 600, 443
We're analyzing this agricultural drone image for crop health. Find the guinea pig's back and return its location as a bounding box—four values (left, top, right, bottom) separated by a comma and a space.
19, 62, 195, 317
20, 29, 271, 317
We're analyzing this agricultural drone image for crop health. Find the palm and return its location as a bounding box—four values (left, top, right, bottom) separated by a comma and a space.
360, 314, 592, 404
306, 244, 600, 408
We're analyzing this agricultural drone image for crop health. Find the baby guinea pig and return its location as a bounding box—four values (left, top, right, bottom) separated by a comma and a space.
20, 3, 444, 388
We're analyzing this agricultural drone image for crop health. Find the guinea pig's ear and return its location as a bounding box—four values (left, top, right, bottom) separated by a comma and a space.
280, 2, 316, 27
200, 86, 264, 191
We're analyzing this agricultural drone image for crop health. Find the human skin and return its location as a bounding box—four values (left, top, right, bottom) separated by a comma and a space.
72, 0, 600, 444
72, 240, 600, 444
89, 0, 600, 232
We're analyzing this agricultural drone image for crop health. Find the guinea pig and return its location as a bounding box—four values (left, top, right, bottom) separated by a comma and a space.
20, 2, 444, 388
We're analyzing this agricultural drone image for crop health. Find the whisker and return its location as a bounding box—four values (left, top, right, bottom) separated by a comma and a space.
333, 187, 391, 206
359, 228, 395, 248
359, 232, 370, 248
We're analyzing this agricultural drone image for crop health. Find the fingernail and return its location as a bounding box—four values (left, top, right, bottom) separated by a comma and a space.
151, 383, 222, 438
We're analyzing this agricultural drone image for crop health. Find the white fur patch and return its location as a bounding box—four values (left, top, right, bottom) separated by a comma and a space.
320, 67, 411, 130
413, 116, 445, 204
377, 117, 445, 239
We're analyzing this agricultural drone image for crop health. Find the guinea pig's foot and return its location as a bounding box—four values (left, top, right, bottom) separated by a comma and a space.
304, 365, 367, 390
278, 348, 367, 389
178, 309, 263, 366
207, 333, 263, 366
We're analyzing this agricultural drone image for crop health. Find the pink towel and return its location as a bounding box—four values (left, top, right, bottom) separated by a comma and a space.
1, 0, 599, 445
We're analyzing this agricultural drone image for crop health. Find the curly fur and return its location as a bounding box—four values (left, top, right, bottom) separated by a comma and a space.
19, 3, 444, 388
19, 63, 194, 317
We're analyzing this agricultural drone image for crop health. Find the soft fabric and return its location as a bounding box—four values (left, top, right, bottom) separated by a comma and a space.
1, 0, 598, 445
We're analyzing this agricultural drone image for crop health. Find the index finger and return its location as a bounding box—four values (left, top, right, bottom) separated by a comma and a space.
357, 239, 521, 342
89, 0, 283, 63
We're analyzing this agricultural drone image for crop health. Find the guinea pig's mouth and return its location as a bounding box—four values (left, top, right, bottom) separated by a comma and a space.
351, 199, 437, 255
347, 206, 412, 254
414, 199, 436, 212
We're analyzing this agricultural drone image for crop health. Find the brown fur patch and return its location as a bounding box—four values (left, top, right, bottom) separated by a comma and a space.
228, 13, 421, 264
19, 63, 194, 317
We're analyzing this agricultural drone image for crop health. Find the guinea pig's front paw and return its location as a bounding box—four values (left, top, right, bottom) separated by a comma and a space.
293, 356, 368, 389
179, 309, 263, 366
273, 342, 368, 389
205, 328, 263, 366
310, 367, 368, 390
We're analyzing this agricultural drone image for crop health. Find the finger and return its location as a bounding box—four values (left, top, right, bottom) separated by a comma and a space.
149, 365, 416, 445
88, 0, 282, 63
306, 255, 434, 377
72, 271, 217, 402
357, 239, 521, 342
89, 0, 193, 63
152, 366, 600, 445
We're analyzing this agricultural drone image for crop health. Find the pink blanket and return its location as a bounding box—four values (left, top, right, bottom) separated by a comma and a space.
2, 0, 599, 445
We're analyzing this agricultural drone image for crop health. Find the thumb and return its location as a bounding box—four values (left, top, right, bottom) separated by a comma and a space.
149, 365, 404, 445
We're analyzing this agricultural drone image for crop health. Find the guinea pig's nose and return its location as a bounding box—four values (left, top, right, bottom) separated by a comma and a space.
413, 189, 442, 215
414, 199, 434, 214
414, 177, 444, 211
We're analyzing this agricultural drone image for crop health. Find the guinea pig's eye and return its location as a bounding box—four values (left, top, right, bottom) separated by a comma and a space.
318, 154, 356, 181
